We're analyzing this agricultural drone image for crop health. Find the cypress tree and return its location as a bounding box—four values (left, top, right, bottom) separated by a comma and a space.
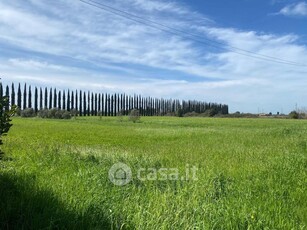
145, 98, 149, 116
87, 91, 90, 116
110, 95, 114, 116
126, 95, 129, 114
5, 85, 9, 97
11, 83, 15, 106
0, 83, 3, 115
76, 90, 79, 114
117, 94, 120, 115
66, 90, 70, 111
125, 95, 129, 115
129, 96, 134, 111
98, 93, 101, 115
114, 94, 117, 116
155, 98, 159, 116
153, 98, 156, 116
74, 90, 77, 111
121, 94, 124, 115
107, 94, 111, 116
0, 83, 3, 99
151, 98, 154, 116
129, 96, 132, 111
94, 93, 98, 116
63, 91, 66, 110
53, 88, 57, 108
137, 95, 142, 114
128, 95, 131, 114
28, 85, 32, 109
49, 88, 52, 109
34, 87, 38, 113
101, 93, 105, 116
23, 83, 27, 109
91, 92, 94, 116
58, 90, 61, 109
203, 102, 206, 113
79, 90, 82, 116
224, 105, 229, 114
155, 98, 158, 116
71, 90, 75, 111
163, 99, 166, 115
148, 97, 151, 116
151, 98, 156, 116
39, 88, 43, 110
141, 97, 145, 116
120, 94, 123, 114
44, 87, 48, 109
5, 85, 9, 111
135, 95, 138, 110
144, 97, 148, 116
150, 97, 153, 116
139, 96, 142, 115
17, 83, 22, 109
83, 91, 86, 116
127, 96, 130, 113
62, 91, 65, 110
199, 102, 203, 113
104, 94, 107, 116
139, 95, 143, 111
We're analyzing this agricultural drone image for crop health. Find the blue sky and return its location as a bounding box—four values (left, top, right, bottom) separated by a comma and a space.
0, 0, 307, 113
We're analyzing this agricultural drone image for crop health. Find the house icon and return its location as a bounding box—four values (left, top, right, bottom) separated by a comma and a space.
109, 162, 132, 186
114, 168, 127, 180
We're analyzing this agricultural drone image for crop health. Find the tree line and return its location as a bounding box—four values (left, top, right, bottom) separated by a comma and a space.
0, 83, 229, 116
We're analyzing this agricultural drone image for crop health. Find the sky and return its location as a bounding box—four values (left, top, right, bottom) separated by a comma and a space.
0, 0, 307, 113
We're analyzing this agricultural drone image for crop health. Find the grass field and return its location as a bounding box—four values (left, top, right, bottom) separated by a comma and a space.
0, 117, 306, 229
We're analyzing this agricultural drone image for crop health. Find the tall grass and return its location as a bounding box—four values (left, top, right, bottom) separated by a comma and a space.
0, 117, 306, 229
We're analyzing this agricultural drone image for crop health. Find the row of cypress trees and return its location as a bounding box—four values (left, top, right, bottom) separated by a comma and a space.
0, 83, 229, 116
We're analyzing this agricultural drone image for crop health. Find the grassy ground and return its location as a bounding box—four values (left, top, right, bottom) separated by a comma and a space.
0, 117, 306, 229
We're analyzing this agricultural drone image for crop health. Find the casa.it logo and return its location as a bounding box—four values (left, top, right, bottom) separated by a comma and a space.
108, 162, 132, 186
108, 162, 198, 186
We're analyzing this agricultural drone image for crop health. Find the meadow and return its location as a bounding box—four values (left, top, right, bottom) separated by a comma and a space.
0, 117, 306, 229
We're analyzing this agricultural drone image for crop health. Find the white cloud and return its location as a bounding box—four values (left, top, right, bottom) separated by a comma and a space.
128, 0, 187, 14
278, 2, 307, 17
8, 59, 71, 71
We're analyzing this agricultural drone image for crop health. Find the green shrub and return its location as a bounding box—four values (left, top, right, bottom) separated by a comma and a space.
20, 108, 36, 118
117, 110, 124, 122
176, 108, 184, 117
70, 109, 78, 118
48, 108, 58, 118
206, 108, 219, 117
15, 107, 21, 116
289, 111, 299, 119
128, 109, 140, 123
0, 95, 16, 156
38, 108, 72, 119
38, 108, 49, 118
62, 111, 71, 119
55, 110, 64, 119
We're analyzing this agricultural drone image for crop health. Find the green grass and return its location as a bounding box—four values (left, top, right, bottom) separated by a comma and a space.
1, 117, 306, 229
